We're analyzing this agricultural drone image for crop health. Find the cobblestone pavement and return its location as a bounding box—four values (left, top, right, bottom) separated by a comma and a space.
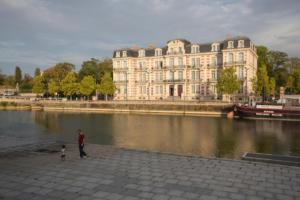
0, 143, 299, 200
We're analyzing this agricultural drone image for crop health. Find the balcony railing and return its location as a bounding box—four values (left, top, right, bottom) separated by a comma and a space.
114, 80, 128, 84
163, 79, 185, 83
134, 67, 148, 71
113, 67, 128, 71
165, 65, 186, 70
224, 61, 246, 66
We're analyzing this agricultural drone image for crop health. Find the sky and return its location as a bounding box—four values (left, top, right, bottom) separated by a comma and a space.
0, 0, 300, 75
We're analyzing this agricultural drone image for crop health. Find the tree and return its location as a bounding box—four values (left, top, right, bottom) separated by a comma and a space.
256, 46, 268, 67
15, 66, 22, 85
78, 58, 113, 83
267, 51, 289, 74
216, 67, 239, 101
269, 77, 276, 97
48, 79, 59, 96
61, 72, 79, 98
80, 76, 96, 98
43, 62, 75, 83
0, 70, 4, 85
20, 73, 33, 93
4, 75, 15, 87
253, 64, 270, 96
32, 76, 45, 95
98, 72, 116, 101
34, 68, 41, 77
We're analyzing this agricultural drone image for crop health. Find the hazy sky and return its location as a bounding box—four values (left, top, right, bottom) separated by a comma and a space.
0, 0, 300, 75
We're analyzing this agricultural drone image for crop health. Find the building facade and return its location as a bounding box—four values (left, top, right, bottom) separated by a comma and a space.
112, 36, 257, 100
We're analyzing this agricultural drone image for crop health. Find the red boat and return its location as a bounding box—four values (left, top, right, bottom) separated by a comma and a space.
234, 104, 300, 120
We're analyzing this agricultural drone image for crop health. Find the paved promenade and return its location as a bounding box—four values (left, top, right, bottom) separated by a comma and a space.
0, 143, 299, 200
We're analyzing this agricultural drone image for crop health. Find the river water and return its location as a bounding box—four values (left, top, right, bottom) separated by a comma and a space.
0, 110, 299, 159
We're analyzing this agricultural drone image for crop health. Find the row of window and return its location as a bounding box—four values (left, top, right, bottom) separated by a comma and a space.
115, 40, 246, 58
115, 52, 245, 68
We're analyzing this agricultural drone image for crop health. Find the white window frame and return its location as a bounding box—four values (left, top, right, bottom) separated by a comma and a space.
116, 51, 120, 57
238, 40, 244, 48
228, 41, 234, 48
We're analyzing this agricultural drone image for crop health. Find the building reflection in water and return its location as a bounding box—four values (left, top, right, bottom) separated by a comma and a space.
31, 111, 300, 159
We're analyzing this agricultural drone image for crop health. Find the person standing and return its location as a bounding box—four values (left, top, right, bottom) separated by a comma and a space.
78, 129, 87, 158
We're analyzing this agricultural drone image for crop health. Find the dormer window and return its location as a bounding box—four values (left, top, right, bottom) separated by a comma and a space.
155, 49, 162, 56
238, 40, 244, 48
179, 47, 183, 53
228, 41, 234, 48
138, 49, 145, 57
191, 45, 199, 53
116, 51, 120, 57
122, 51, 127, 57
211, 43, 220, 52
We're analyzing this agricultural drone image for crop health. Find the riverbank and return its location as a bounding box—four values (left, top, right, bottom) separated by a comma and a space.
0, 141, 299, 200
0, 99, 233, 116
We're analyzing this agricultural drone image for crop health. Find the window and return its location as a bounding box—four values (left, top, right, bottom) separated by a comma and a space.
213, 57, 218, 66
142, 73, 146, 81
191, 58, 195, 66
169, 58, 174, 66
170, 71, 174, 80
196, 71, 200, 80
139, 61, 143, 69
192, 85, 195, 94
238, 67, 244, 79
155, 49, 162, 56
116, 51, 120, 57
196, 85, 200, 94
178, 57, 183, 66
196, 58, 200, 67
139, 49, 145, 57
123, 61, 127, 68
139, 86, 143, 94
228, 41, 234, 48
117, 61, 120, 67
160, 86, 163, 94
155, 86, 159, 94
178, 71, 183, 80
139, 73, 142, 81
211, 70, 216, 80
179, 47, 183, 53
122, 51, 127, 57
238, 40, 244, 48
192, 45, 199, 53
192, 71, 195, 80
159, 72, 163, 80
238, 52, 244, 62
228, 53, 233, 63
155, 61, 159, 68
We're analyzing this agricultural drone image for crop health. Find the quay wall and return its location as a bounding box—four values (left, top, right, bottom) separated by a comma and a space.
0, 99, 234, 116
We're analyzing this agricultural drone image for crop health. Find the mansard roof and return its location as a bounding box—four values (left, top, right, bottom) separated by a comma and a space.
113, 36, 253, 58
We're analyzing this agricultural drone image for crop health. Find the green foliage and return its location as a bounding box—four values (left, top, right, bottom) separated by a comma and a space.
48, 79, 59, 96
4, 75, 15, 87
32, 75, 45, 94
15, 66, 22, 85
254, 64, 269, 96
79, 58, 112, 83
97, 72, 116, 100
20, 73, 33, 93
0, 70, 4, 85
61, 72, 79, 97
34, 68, 41, 77
217, 67, 239, 95
43, 62, 75, 83
256, 46, 268, 67
80, 75, 96, 97
269, 77, 276, 97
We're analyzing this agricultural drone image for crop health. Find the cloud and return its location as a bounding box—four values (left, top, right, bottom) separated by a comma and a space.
0, 0, 300, 74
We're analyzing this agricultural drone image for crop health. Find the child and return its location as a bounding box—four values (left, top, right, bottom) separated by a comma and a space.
61, 145, 66, 161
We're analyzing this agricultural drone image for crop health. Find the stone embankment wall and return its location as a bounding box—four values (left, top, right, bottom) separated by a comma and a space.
0, 99, 233, 116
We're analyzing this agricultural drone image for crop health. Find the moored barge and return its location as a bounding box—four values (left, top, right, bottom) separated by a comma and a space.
234, 104, 300, 120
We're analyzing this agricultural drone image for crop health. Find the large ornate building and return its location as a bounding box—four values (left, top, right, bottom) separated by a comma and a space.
112, 36, 257, 100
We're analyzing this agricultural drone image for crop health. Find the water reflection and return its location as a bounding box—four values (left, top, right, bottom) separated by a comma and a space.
1, 111, 299, 159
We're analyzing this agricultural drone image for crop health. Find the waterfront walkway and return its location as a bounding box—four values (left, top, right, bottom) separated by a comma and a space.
0, 142, 299, 200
